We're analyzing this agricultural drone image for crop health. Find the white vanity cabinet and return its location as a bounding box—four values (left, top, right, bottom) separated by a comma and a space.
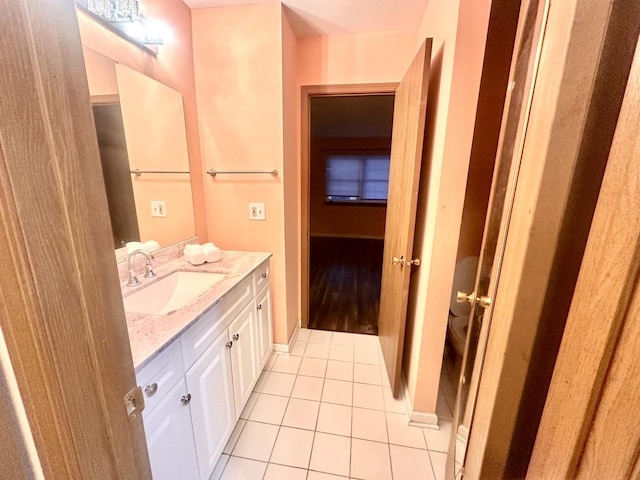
136, 258, 272, 480
136, 341, 199, 480
255, 284, 272, 369
228, 301, 258, 413
143, 377, 200, 480
186, 329, 235, 480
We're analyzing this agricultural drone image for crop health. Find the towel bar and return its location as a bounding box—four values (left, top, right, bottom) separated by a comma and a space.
131, 169, 190, 176
206, 169, 278, 177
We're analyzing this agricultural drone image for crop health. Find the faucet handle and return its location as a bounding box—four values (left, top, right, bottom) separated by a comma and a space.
144, 261, 156, 279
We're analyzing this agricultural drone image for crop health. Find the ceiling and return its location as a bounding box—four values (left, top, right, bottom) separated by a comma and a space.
182, 0, 429, 37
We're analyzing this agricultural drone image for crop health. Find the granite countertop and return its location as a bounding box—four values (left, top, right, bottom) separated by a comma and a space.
124, 250, 271, 371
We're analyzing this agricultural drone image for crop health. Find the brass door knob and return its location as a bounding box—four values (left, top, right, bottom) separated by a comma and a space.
406, 258, 421, 267
457, 291, 492, 309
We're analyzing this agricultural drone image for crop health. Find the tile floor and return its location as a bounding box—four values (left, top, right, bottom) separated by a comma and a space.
214, 328, 456, 480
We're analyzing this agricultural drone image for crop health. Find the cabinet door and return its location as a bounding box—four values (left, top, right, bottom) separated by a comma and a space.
143, 378, 199, 480
255, 285, 273, 369
186, 330, 235, 480
229, 301, 258, 413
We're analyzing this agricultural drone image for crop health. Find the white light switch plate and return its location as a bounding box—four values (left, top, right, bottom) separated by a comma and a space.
151, 200, 166, 217
249, 203, 265, 220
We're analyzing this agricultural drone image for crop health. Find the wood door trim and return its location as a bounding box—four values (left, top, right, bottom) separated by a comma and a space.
528, 30, 640, 479
300, 82, 398, 328
464, 0, 633, 477
0, 2, 151, 478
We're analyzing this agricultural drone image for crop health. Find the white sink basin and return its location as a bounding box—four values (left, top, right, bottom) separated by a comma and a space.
123, 271, 226, 315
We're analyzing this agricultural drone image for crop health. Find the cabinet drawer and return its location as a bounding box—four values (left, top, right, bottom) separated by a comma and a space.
181, 277, 253, 369
253, 260, 270, 294
136, 340, 183, 415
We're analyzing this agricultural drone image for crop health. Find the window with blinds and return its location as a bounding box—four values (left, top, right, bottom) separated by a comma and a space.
325, 154, 390, 204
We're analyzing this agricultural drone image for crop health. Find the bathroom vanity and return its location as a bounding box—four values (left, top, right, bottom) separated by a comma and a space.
123, 251, 272, 480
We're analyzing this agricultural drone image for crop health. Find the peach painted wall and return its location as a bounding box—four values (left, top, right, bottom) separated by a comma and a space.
297, 30, 416, 86
192, 3, 295, 344
310, 138, 389, 238
76, 2, 207, 243
282, 11, 301, 339
403, 0, 493, 414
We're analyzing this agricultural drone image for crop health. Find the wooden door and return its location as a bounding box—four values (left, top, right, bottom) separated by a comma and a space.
0, 1, 151, 478
378, 40, 432, 394
527, 30, 640, 480
186, 330, 235, 480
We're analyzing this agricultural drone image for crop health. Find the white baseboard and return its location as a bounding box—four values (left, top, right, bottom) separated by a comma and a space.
402, 373, 440, 429
273, 319, 301, 354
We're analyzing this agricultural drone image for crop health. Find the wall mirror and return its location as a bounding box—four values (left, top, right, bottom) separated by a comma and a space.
83, 47, 196, 256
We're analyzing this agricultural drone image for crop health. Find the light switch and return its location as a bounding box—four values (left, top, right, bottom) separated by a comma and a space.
151, 200, 166, 217
249, 203, 265, 220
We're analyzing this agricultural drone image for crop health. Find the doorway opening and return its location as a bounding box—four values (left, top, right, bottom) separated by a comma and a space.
302, 89, 396, 336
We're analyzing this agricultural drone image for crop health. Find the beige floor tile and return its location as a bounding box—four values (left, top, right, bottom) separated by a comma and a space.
354, 363, 382, 385
424, 421, 452, 453
240, 392, 259, 419
262, 372, 296, 397
350, 438, 392, 480
325, 360, 354, 382
353, 383, 384, 411
429, 451, 447, 480
248, 393, 289, 425
305, 342, 331, 359
270, 426, 314, 469
309, 329, 333, 344
309, 432, 351, 477
290, 340, 307, 356
223, 419, 246, 454
351, 407, 387, 443
380, 367, 391, 388
232, 421, 279, 462
389, 445, 435, 480
328, 344, 354, 362
282, 398, 320, 430
316, 402, 352, 436
264, 353, 278, 371
221, 456, 267, 480
297, 328, 311, 341
272, 355, 302, 375
321, 379, 353, 406
386, 412, 427, 449
299, 357, 328, 377
353, 334, 380, 349
264, 463, 308, 480
291, 375, 324, 401
354, 346, 381, 365
253, 370, 270, 392
307, 471, 349, 480
331, 332, 355, 346
382, 386, 406, 414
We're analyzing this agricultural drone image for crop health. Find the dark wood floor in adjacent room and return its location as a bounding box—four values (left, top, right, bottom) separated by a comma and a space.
308, 236, 384, 335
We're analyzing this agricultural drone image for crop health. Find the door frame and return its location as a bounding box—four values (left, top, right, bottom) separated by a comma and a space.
300, 83, 398, 329
463, 0, 635, 476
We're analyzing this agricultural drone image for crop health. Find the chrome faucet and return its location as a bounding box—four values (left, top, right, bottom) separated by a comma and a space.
127, 249, 156, 286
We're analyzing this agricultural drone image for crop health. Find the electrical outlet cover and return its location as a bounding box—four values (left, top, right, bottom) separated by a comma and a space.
249, 202, 265, 220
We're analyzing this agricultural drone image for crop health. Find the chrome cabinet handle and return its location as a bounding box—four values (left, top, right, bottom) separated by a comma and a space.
256, 304, 262, 310
232, 333, 240, 341
226, 341, 233, 348
181, 394, 192, 406
144, 383, 158, 397
260, 272, 267, 279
